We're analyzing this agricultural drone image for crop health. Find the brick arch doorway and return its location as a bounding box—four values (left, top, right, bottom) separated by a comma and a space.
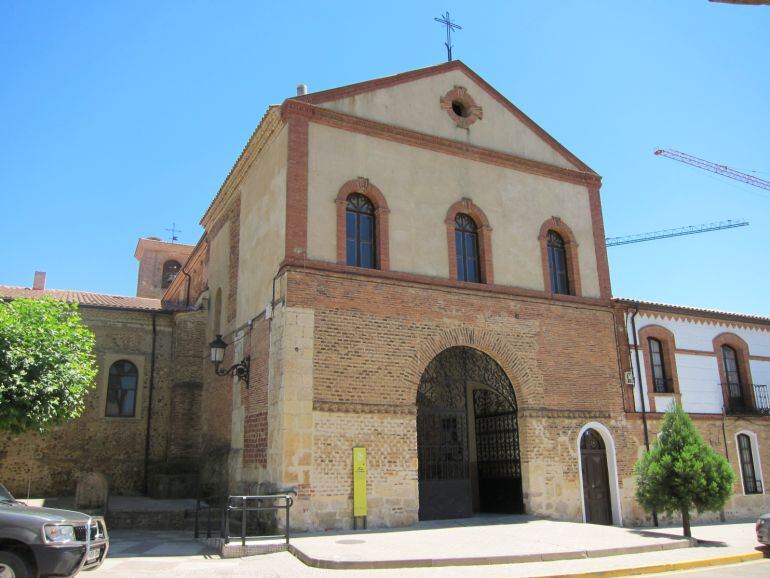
417, 346, 523, 520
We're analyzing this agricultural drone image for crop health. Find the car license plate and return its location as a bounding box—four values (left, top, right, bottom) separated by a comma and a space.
86, 547, 101, 564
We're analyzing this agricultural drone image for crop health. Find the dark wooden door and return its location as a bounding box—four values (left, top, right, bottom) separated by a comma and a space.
580, 429, 612, 525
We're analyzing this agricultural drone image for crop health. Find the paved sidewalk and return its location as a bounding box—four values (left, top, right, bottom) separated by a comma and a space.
90, 518, 766, 577
288, 515, 692, 569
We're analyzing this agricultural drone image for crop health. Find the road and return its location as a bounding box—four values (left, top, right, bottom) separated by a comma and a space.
646, 559, 770, 577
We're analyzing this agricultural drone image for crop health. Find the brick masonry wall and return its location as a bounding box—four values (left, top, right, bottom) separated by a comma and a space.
273, 267, 630, 529
243, 317, 269, 469
621, 414, 770, 525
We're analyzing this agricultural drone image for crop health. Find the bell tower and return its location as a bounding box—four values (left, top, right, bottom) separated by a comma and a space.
134, 237, 194, 299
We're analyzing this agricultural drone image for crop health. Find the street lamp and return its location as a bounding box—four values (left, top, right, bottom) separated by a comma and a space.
209, 334, 250, 386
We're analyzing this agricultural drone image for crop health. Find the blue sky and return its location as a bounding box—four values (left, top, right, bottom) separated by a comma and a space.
1, 1, 768, 315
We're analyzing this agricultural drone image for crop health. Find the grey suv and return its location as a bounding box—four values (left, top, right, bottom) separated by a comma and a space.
0, 484, 108, 577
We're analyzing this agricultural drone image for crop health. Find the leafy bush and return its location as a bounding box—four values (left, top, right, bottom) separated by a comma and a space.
0, 298, 97, 433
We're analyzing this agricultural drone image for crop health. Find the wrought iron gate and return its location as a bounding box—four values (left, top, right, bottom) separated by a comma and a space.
417, 347, 523, 519
473, 389, 523, 513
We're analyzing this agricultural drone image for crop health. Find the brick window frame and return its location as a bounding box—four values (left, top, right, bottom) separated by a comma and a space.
445, 198, 493, 284
713, 332, 755, 412
439, 86, 483, 129
336, 178, 390, 270
638, 325, 681, 412
538, 217, 581, 297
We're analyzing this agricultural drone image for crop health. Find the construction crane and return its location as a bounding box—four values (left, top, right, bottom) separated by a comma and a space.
654, 149, 770, 192
605, 219, 749, 247
606, 148, 767, 247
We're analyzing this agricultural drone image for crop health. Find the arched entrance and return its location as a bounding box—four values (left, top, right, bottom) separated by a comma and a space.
580, 428, 612, 525
417, 346, 523, 520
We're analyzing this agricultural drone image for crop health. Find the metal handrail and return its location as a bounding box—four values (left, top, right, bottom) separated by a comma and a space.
194, 495, 226, 540
225, 494, 294, 547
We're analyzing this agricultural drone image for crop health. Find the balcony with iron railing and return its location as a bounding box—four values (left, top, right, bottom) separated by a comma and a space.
652, 377, 674, 394
724, 383, 770, 416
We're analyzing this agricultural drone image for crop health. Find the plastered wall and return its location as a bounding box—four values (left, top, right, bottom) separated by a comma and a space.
236, 125, 288, 326
306, 124, 600, 296
320, 68, 577, 170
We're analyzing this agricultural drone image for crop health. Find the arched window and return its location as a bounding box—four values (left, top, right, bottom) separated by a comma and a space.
106, 360, 138, 417
547, 231, 570, 295
648, 338, 672, 393
346, 193, 375, 268
454, 213, 480, 283
737, 433, 761, 494
161, 260, 182, 289
722, 345, 745, 410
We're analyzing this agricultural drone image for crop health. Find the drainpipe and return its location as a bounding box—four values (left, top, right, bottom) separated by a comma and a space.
630, 304, 657, 526
143, 313, 158, 495
630, 305, 650, 451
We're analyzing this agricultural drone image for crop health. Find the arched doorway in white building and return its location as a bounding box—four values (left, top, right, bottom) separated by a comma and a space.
416, 346, 523, 520
577, 422, 623, 526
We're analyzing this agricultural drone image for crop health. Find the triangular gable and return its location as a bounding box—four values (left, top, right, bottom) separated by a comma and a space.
293, 61, 595, 174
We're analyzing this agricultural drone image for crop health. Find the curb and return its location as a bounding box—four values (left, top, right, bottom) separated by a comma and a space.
287, 540, 693, 570
535, 550, 764, 578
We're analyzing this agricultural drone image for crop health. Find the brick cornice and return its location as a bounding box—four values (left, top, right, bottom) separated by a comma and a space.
614, 299, 770, 330
279, 256, 613, 310
313, 400, 416, 415
518, 408, 613, 420
280, 99, 600, 187
291, 60, 594, 173
201, 106, 283, 231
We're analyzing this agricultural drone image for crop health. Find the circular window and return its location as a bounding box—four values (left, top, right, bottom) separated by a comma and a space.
452, 100, 469, 118
440, 86, 483, 128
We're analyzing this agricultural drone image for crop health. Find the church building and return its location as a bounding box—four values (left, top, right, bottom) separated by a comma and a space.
1, 61, 767, 530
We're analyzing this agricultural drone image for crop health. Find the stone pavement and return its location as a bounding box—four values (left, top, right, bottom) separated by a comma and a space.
288, 515, 692, 569
89, 518, 767, 578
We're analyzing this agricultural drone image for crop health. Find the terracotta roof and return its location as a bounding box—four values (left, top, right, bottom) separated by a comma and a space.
0, 286, 165, 312
613, 297, 770, 325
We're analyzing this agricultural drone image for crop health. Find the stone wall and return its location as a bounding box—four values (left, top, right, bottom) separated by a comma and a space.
0, 307, 175, 496
0, 305, 211, 499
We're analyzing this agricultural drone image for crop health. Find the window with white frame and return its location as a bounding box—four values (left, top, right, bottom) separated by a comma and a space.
736, 431, 764, 495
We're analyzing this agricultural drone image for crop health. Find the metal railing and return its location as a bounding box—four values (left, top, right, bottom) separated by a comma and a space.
194, 493, 295, 547
724, 383, 770, 416
652, 377, 674, 394
194, 495, 226, 540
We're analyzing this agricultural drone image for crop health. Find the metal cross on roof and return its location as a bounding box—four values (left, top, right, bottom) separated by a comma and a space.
434, 11, 462, 62
165, 222, 182, 243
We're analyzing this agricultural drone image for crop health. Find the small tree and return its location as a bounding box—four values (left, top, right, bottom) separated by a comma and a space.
634, 404, 734, 537
0, 298, 97, 434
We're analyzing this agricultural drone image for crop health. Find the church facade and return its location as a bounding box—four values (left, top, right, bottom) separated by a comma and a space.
1, 61, 767, 530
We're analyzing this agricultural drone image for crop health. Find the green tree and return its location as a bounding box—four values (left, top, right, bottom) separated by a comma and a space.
634, 404, 734, 537
0, 298, 97, 434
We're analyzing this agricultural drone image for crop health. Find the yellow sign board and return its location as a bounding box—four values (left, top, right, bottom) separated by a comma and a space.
353, 447, 367, 517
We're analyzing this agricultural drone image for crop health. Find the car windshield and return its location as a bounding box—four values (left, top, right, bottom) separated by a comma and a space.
0, 484, 16, 503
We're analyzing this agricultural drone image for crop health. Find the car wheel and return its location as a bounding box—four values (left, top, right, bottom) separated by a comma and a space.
0, 551, 32, 578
